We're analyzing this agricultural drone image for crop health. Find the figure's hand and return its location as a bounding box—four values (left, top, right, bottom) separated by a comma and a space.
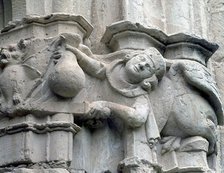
50, 35, 66, 64
65, 44, 78, 53
52, 35, 66, 50
65, 45, 88, 62
87, 101, 111, 119
51, 50, 62, 64
51, 42, 77, 61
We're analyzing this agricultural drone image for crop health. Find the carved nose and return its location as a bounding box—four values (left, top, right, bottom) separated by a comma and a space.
138, 63, 145, 70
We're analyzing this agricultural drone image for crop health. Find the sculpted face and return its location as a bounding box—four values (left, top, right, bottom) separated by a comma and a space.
125, 53, 155, 84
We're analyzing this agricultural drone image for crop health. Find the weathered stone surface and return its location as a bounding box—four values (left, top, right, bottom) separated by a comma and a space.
0, 1, 223, 173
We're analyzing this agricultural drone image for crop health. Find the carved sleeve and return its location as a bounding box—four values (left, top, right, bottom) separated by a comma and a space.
89, 95, 150, 128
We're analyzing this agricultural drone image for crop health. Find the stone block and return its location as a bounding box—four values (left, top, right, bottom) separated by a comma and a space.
159, 149, 210, 172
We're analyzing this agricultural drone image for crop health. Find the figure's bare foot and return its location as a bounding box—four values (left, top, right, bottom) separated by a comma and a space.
160, 136, 181, 154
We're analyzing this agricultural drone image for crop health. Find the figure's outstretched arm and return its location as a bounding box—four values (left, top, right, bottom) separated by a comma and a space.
86, 96, 150, 128
66, 44, 106, 79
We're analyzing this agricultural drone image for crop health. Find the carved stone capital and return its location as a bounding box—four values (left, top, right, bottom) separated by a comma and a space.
0, 14, 93, 46
164, 33, 219, 66
101, 21, 166, 53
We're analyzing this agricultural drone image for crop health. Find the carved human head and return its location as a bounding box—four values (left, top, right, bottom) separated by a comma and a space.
124, 48, 166, 84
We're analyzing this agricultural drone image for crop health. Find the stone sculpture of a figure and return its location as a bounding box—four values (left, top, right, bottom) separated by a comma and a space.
52, 42, 166, 171
64, 45, 164, 132
0, 39, 42, 115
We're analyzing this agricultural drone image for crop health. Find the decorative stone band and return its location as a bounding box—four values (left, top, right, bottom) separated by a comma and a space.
6, 102, 89, 117
0, 121, 81, 137
0, 14, 93, 47
1, 14, 93, 37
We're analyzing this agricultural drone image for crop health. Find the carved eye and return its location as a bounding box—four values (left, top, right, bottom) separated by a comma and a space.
145, 63, 150, 67
145, 63, 153, 72
145, 63, 151, 69
138, 56, 146, 61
